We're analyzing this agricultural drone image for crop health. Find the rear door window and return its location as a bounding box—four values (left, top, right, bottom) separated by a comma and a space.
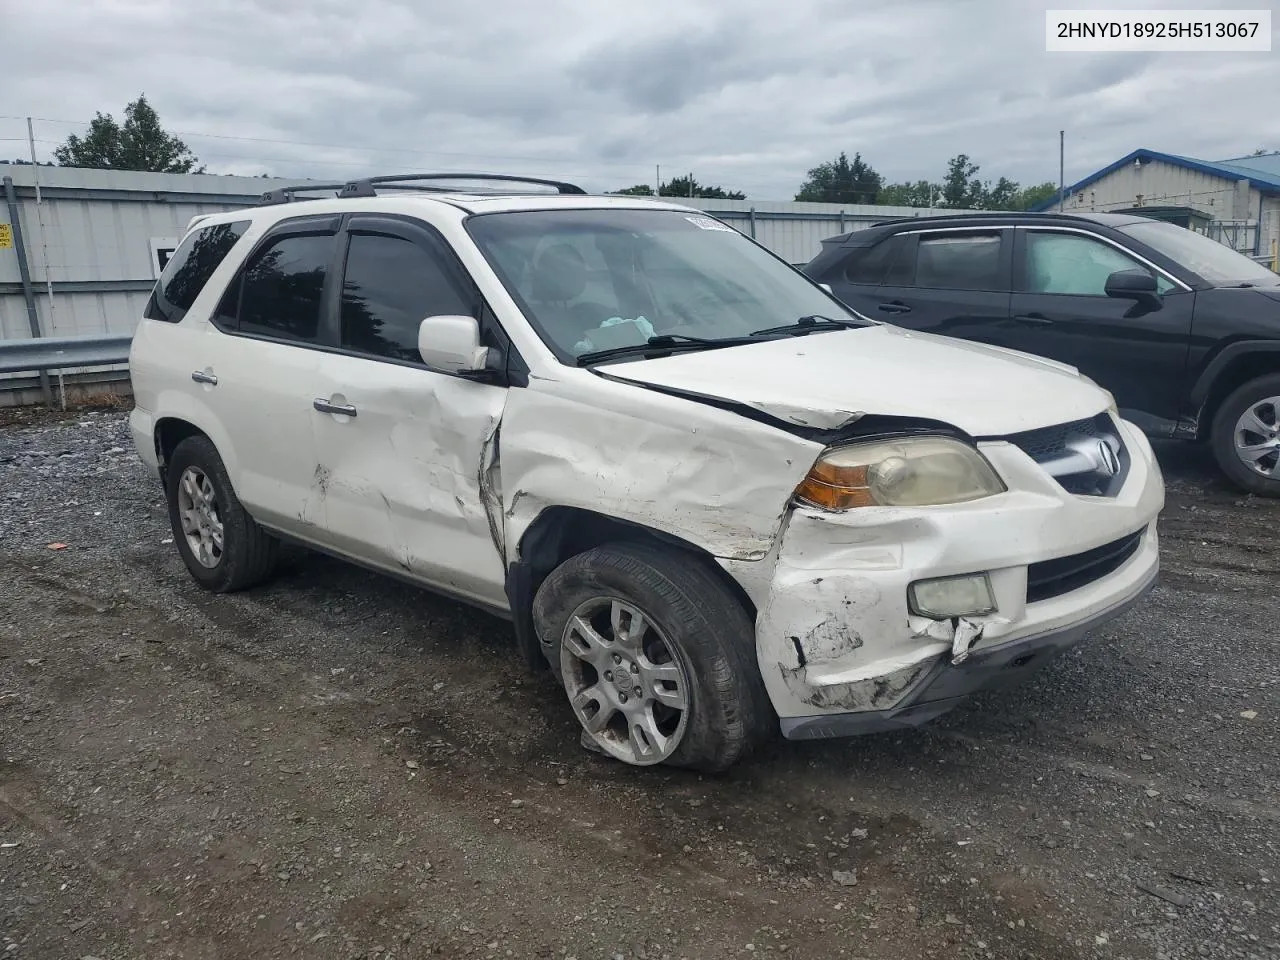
235, 233, 335, 343
914, 232, 1004, 290
144, 220, 249, 323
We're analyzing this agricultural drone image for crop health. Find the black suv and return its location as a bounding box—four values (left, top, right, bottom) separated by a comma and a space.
803, 211, 1280, 496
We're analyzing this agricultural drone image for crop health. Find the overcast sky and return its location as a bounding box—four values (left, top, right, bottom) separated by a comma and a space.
3, 0, 1277, 199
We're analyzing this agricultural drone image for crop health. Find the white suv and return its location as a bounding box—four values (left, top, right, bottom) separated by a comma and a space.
128, 173, 1165, 772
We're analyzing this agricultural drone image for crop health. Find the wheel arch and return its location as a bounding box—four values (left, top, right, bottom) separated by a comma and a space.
504, 505, 758, 673
1190, 342, 1280, 440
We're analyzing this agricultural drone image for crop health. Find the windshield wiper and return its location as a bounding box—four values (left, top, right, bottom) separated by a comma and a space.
749, 314, 866, 338
574, 333, 759, 366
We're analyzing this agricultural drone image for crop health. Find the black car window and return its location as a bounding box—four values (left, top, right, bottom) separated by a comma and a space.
144, 220, 249, 323
915, 232, 1003, 290
339, 233, 474, 363
237, 234, 333, 342
1023, 231, 1177, 296
843, 234, 909, 285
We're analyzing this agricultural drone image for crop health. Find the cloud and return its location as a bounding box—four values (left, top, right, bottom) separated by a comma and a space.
2, 0, 1277, 199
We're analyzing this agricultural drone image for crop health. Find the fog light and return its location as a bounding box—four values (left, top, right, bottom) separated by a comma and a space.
908, 574, 997, 619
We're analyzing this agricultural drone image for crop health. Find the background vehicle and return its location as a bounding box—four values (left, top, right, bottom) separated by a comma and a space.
803, 211, 1280, 496
128, 175, 1163, 773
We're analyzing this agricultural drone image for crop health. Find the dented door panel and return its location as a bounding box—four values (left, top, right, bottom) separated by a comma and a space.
309, 352, 510, 609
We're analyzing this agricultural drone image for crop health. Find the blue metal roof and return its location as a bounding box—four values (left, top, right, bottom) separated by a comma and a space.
1217, 152, 1280, 178
1030, 148, 1280, 212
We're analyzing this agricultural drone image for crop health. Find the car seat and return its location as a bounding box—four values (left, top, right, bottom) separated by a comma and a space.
529, 243, 614, 349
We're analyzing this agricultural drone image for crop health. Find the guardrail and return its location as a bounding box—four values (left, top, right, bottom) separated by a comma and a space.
0, 333, 132, 375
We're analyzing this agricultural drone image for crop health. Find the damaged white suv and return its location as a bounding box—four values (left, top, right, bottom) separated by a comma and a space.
129, 173, 1164, 772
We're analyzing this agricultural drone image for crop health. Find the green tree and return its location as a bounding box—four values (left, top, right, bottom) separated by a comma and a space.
794, 151, 882, 204
879, 180, 939, 207
942, 154, 983, 208
53, 95, 203, 173
658, 174, 746, 199
613, 184, 655, 195
1011, 181, 1060, 210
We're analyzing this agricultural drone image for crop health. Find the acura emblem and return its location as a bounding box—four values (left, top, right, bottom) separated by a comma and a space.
1094, 440, 1120, 477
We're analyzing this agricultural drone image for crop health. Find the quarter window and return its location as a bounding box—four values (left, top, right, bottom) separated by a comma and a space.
338, 233, 474, 363
144, 220, 249, 323
843, 234, 910, 285
1023, 232, 1176, 295
237, 233, 334, 342
915, 232, 1004, 290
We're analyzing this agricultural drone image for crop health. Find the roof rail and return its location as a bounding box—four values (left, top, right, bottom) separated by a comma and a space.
258, 182, 349, 206
337, 172, 587, 197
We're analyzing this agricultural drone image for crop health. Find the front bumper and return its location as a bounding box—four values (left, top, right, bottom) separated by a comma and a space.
780, 557, 1156, 739
743, 415, 1165, 736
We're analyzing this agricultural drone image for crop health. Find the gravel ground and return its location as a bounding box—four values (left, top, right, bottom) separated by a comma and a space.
0, 406, 1276, 960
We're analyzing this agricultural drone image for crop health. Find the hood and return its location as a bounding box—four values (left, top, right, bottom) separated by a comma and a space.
600, 324, 1111, 436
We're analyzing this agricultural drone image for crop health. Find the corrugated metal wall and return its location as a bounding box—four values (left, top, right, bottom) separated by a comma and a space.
1064, 158, 1257, 219
0, 166, 298, 341
676, 198, 965, 264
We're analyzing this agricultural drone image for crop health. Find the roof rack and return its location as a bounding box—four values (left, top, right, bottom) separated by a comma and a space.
338, 172, 587, 198
257, 172, 587, 207
258, 182, 351, 206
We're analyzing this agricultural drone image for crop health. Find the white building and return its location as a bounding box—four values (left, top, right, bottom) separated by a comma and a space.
1037, 148, 1280, 259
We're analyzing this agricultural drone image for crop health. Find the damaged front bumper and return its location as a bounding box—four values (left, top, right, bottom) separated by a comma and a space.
744, 416, 1165, 739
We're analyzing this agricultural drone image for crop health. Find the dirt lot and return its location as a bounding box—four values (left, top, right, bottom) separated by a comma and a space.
0, 406, 1276, 960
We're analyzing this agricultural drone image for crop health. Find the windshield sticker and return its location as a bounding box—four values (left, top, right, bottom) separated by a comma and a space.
684, 215, 736, 232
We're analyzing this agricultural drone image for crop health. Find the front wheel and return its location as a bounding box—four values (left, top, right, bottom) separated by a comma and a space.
532, 542, 774, 773
1209, 374, 1280, 497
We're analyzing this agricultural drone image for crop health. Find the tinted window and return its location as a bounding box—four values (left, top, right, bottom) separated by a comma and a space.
843, 234, 909, 285
339, 233, 473, 362
144, 220, 248, 323
1023, 232, 1177, 296
915, 232, 1003, 290
237, 234, 333, 342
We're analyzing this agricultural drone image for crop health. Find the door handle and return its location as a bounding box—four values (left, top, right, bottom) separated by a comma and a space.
313, 398, 358, 417
877, 301, 911, 314
1013, 313, 1054, 325
191, 370, 218, 385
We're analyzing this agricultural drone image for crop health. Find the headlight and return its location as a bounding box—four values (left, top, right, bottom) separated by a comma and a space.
795, 435, 1006, 510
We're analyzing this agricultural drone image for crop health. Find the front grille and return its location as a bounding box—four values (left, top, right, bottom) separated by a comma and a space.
1026, 530, 1143, 603
1003, 412, 1130, 497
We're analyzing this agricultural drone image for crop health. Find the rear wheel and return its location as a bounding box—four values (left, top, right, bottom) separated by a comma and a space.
165, 435, 279, 591
1210, 374, 1280, 497
532, 541, 773, 773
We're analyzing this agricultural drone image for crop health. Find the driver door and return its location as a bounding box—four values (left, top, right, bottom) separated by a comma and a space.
1006, 227, 1194, 434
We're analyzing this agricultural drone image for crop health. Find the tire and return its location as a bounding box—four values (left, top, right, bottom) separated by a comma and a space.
1209, 373, 1280, 497
532, 541, 774, 773
165, 435, 279, 592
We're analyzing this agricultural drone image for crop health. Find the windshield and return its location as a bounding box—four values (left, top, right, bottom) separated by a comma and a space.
1118, 220, 1280, 287
465, 207, 867, 362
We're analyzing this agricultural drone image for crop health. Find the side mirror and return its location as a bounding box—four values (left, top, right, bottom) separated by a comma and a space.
1104, 268, 1159, 301
418, 315, 491, 375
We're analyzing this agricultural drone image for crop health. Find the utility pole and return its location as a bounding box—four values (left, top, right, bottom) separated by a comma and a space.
655, 164, 660, 197
1059, 130, 1066, 212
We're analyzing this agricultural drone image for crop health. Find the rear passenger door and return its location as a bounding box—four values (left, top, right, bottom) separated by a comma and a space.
307, 215, 511, 609
837, 228, 1015, 342
199, 216, 340, 534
